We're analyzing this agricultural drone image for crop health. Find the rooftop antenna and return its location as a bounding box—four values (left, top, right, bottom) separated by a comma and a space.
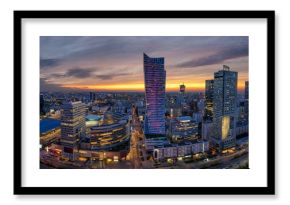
223, 65, 230, 71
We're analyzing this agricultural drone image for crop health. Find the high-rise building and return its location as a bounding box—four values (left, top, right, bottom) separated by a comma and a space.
245, 81, 249, 100
60, 101, 86, 160
177, 83, 186, 107
89, 92, 96, 102
180, 84, 185, 93
244, 81, 249, 122
143, 53, 166, 136
40, 94, 45, 115
212, 65, 238, 150
170, 116, 198, 143
204, 80, 214, 121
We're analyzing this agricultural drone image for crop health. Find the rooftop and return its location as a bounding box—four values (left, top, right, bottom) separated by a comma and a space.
176, 116, 192, 123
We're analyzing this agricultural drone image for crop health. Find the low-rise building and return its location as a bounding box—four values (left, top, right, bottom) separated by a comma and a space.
170, 116, 199, 143
153, 140, 209, 161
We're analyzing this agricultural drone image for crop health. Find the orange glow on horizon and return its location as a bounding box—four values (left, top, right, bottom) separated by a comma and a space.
61, 80, 247, 92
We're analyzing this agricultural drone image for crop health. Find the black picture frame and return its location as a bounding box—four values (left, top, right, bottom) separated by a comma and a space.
14, 10, 275, 195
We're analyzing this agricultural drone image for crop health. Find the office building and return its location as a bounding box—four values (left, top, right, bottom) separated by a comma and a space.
40, 94, 45, 115
170, 116, 198, 143
177, 83, 186, 106
202, 120, 214, 141
244, 81, 249, 122
89, 92, 96, 102
60, 101, 86, 160
204, 80, 214, 121
153, 140, 209, 161
212, 65, 238, 150
143, 53, 166, 136
88, 119, 130, 151
245, 81, 249, 100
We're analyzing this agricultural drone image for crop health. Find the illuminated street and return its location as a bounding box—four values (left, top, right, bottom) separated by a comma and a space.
127, 106, 144, 168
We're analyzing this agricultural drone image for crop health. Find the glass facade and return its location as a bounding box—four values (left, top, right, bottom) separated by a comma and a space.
213, 65, 238, 149
89, 121, 129, 150
204, 79, 214, 121
143, 53, 166, 136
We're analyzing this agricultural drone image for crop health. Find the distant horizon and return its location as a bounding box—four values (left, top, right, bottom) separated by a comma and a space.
40, 89, 247, 94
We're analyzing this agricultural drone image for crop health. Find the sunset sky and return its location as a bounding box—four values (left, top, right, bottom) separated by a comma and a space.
40, 36, 248, 92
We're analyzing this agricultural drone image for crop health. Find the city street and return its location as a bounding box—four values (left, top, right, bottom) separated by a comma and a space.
127, 107, 144, 168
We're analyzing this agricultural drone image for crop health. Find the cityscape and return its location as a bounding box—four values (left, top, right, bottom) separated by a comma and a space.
40, 36, 249, 169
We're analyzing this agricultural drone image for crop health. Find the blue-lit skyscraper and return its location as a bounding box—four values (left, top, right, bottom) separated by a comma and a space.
212, 65, 238, 150
143, 53, 166, 136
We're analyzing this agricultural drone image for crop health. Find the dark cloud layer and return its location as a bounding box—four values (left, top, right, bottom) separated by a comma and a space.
49, 67, 96, 79
40, 78, 63, 91
176, 44, 248, 68
49, 67, 132, 81
66, 68, 95, 78
95, 72, 131, 80
40, 59, 60, 69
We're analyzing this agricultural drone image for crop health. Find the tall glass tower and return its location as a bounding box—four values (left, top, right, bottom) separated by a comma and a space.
212, 65, 238, 150
204, 79, 214, 121
143, 53, 166, 136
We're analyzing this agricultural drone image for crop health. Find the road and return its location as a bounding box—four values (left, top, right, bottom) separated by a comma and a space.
183, 147, 248, 169
40, 129, 60, 147
127, 108, 144, 168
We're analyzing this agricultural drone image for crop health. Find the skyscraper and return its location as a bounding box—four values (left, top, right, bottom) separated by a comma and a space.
180, 84, 185, 93
40, 94, 45, 115
245, 81, 249, 100
60, 101, 86, 160
143, 53, 166, 136
89, 92, 96, 102
177, 83, 186, 107
244, 81, 249, 121
204, 79, 214, 121
212, 65, 238, 150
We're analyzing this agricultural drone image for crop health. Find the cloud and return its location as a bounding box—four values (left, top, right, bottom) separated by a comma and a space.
176, 44, 248, 68
49, 73, 66, 78
95, 72, 131, 80
95, 74, 114, 80
48, 68, 131, 81
40, 59, 60, 69
66, 67, 95, 78
40, 78, 63, 91
48, 67, 96, 79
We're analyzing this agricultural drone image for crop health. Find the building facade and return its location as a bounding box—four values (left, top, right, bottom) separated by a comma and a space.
244, 81, 249, 122
204, 80, 214, 121
89, 92, 96, 102
88, 120, 130, 151
153, 140, 209, 161
170, 116, 199, 143
202, 120, 214, 141
40, 94, 45, 115
212, 65, 238, 150
60, 101, 86, 160
143, 53, 166, 136
177, 83, 186, 107
245, 81, 249, 100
